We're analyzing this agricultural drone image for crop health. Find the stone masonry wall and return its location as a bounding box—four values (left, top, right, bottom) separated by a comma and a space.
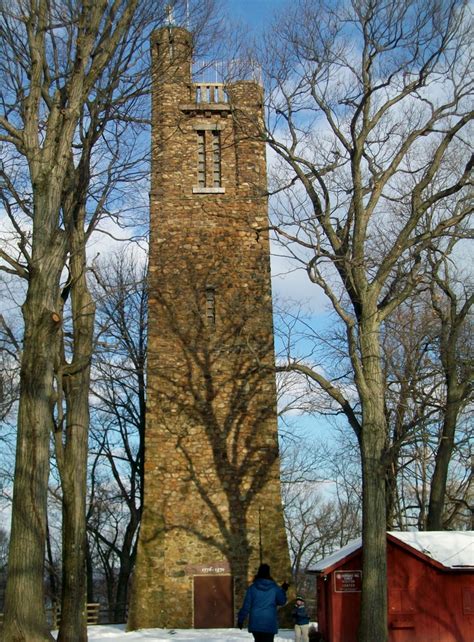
128, 26, 292, 630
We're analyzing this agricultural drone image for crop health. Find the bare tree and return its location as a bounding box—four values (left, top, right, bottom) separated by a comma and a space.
87, 251, 147, 622
382, 298, 441, 529
260, 1, 473, 639
0, 313, 20, 424
0, 2, 156, 639
276, 291, 472, 533
0, 527, 8, 610
281, 440, 361, 579
382, 275, 472, 530
426, 249, 473, 529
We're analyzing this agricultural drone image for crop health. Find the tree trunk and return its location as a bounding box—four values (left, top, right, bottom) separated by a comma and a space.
58, 468, 88, 642
113, 515, 139, 623
2, 223, 65, 642
426, 391, 459, 530
86, 539, 95, 604
357, 321, 388, 642
359, 441, 388, 642
46, 519, 59, 606
56, 226, 95, 642
385, 434, 403, 530
114, 555, 133, 623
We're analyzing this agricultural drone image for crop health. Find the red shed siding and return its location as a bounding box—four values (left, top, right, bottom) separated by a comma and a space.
317, 551, 363, 642
316, 538, 474, 642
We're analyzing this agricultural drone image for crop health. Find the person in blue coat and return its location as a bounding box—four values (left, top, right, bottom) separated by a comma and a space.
237, 563, 289, 642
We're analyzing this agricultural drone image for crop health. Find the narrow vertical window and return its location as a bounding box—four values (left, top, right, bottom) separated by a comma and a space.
212, 131, 221, 187
193, 126, 225, 193
197, 131, 206, 187
205, 287, 216, 327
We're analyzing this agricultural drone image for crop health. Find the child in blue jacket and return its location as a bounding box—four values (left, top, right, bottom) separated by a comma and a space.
292, 595, 310, 642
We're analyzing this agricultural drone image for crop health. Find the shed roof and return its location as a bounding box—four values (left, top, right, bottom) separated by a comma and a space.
308, 531, 473, 573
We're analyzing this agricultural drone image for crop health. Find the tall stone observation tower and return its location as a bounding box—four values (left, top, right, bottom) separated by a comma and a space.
128, 26, 291, 630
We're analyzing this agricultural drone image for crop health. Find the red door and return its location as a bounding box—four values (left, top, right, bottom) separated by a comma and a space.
193, 575, 234, 628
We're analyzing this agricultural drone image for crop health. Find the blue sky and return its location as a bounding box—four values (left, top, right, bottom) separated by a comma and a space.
224, 0, 288, 29
219, 0, 343, 447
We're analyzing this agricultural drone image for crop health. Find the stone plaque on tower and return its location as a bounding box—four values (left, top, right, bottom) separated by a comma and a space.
127, 26, 291, 630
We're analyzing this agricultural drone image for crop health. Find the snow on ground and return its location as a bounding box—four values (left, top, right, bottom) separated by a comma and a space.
52, 625, 295, 641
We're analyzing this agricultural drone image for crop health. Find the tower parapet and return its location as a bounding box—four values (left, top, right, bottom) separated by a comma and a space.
128, 26, 291, 631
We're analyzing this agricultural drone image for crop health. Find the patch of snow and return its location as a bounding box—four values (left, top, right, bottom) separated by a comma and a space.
52, 626, 295, 641
308, 538, 362, 572
389, 531, 474, 568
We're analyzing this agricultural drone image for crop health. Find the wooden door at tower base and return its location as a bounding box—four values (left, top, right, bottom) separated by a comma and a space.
193, 575, 234, 628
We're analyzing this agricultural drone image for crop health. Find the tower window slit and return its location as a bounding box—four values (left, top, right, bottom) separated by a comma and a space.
205, 287, 216, 327
196, 130, 222, 188
212, 131, 221, 187
197, 131, 206, 188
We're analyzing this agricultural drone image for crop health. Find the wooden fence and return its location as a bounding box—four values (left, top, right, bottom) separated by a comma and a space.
0, 603, 100, 628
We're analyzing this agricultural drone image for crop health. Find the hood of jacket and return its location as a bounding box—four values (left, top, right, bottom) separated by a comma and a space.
253, 578, 276, 592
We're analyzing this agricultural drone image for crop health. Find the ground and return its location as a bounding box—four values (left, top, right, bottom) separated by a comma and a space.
52, 626, 296, 641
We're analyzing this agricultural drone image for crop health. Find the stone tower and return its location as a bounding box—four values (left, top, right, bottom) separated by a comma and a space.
128, 26, 291, 630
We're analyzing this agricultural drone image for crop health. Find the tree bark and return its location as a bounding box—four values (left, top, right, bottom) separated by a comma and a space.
359, 444, 388, 641
357, 319, 388, 642
56, 222, 95, 642
86, 538, 95, 603
427, 284, 472, 530
46, 519, 60, 606
113, 512, 139, 623
2, 199, 66, 641
426, 388, 461, 530
114, 549, 135, 623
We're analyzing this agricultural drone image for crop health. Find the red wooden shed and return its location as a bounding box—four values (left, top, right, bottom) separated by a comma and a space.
309, 531, 474, 642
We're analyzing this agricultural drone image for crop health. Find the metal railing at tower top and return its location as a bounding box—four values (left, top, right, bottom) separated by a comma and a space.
192, 59, 263, 86
194, 83, 228, 104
